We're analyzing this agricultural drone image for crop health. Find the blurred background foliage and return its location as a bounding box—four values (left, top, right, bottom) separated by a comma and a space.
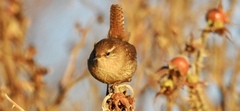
0, 0, 240, 111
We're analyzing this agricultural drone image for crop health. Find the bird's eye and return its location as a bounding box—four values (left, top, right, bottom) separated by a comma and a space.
106, 52, 110, 56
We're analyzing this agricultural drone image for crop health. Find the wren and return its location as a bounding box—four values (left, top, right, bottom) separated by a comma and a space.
87, 4, 137, 84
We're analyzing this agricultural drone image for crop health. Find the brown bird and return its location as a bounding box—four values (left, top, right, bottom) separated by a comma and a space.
88, 4, 137, 84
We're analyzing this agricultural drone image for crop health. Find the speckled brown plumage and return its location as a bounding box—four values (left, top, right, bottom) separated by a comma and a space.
88, 38, 137, 84
88, 4, 137, 84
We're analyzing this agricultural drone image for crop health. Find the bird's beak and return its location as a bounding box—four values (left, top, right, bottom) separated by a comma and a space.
93, 55, 101, 61
93, 57, 98, 61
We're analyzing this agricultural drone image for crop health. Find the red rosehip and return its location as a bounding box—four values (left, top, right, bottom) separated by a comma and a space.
169, 56, 190, 76
206, 8, 228, 25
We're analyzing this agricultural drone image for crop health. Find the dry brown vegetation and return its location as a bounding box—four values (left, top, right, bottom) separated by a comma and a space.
0, 0, 240, 111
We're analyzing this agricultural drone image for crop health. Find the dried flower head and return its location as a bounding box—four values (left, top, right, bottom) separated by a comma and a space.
102, 84, 135, 111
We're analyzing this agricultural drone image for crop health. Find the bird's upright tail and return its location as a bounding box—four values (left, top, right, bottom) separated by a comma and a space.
108, 4, 130, 42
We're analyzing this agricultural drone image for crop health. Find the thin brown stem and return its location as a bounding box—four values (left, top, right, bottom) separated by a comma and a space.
53, 24, 89, 106
4, 94, 25, 111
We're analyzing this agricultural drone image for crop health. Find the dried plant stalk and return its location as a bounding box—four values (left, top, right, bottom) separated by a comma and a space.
4, 94, 25, 111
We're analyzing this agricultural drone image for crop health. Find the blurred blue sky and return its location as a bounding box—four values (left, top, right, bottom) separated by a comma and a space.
24, 0, 122, 110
